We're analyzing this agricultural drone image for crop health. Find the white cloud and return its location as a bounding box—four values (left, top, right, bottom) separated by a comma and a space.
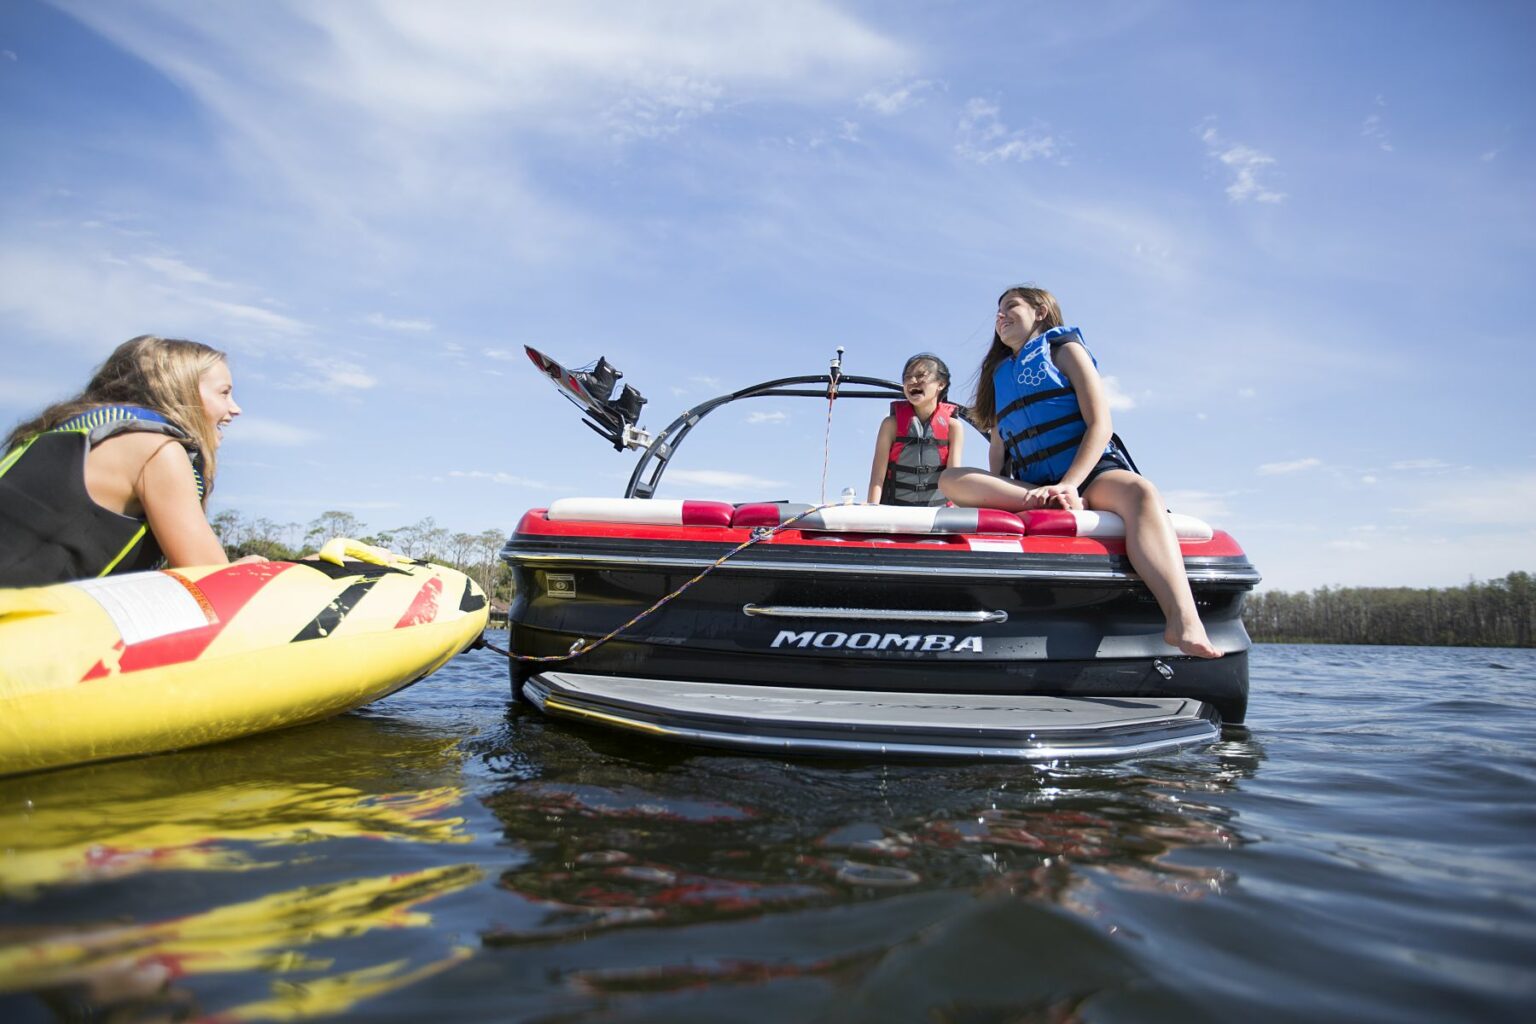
1100, 375, 1135, 411
0, 239, 307, 346
1163, 489, 1232, 521
53, 1, 907, 247
199, 298, 308, 334
1389, 458, 1449, 471
747, 410, 788, 424
1411, 471, 1536, 528
1362, 115, 1393, 153
449, 469, 551, 488
859, 78, 934, 115
226, 417, 319, 446
0, 372, 72, 413
289, 356, 376, 392
1361, 95, 1393, 152
366, 312, 434, 332
1199, 121, 1285, 204
216, 494, 402, 512
605, 75, 722, 143
482, 348, 518, 361
1257, 457, 1321, 475
956, 98, 1058, 164
666, 468, 784, 492
139, 255, 227, 288
1249, 524, 1536, 591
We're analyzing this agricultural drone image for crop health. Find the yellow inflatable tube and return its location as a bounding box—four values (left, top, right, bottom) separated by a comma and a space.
0, 542, 489, 776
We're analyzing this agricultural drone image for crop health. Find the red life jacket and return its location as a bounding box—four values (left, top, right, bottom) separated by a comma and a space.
882, 400, 954, 507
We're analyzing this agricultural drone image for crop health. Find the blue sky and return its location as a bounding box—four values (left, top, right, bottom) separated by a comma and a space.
1, 0, 1531, 592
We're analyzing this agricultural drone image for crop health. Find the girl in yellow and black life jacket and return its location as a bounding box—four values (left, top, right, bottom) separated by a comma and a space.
939, 284, 1218, 659
866, 352, 966, 507
0, 334, 255, 587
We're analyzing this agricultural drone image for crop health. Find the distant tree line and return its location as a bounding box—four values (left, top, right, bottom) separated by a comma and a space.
210, 509, 512, 610
1243, 571, 1534, 648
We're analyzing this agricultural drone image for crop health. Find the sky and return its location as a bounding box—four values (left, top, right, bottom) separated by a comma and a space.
1, 0, 1532, 592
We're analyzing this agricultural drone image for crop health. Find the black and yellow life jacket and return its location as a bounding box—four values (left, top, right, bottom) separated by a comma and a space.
0, 405, 204, 587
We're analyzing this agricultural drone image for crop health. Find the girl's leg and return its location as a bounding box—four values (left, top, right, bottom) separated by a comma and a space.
1082, 470, 1219, 658
939, 466, 1038, 510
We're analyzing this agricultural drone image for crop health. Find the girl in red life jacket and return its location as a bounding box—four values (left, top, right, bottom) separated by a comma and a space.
939, 285, 1218, 659
866, 353, 966, 507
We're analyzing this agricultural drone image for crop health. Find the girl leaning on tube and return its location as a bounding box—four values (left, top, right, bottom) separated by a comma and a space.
0, 334, 260, 587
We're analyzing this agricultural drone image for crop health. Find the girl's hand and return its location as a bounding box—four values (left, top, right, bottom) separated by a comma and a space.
1049, 483, 1083, 510
1023, 484, 1081, 510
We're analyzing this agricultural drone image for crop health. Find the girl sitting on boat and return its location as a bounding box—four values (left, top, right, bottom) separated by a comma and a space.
0, 334, 253, 586
939, 286, 1218, 658
866, 352, 966, 506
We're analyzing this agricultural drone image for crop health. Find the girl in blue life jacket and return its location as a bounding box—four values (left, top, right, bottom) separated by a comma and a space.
866, 352, 966, 506
939, 286, 1219, 658
0, 334, 256, 587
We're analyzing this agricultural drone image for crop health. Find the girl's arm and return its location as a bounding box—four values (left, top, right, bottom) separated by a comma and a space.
136, 440, 231, 567
948, 419, 965, 467
987, 429, 1004, 475
1052, 342, 1117, 490
866, 416, 897, 503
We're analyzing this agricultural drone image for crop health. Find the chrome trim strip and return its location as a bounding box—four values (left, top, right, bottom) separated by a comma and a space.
743, 604, 1008, 623
504, 548, 1261, 585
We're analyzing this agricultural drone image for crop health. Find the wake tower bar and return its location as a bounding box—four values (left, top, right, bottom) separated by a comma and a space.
524, 344, 987, 500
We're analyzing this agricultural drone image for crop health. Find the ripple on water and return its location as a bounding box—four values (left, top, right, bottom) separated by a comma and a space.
2, 641, 1534, 1021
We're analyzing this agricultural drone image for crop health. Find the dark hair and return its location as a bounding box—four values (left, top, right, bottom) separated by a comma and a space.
970, 285, 1064, 428
902, 352, 951, 403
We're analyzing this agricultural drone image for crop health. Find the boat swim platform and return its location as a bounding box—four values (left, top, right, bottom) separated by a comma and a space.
522, 672, 1221, 762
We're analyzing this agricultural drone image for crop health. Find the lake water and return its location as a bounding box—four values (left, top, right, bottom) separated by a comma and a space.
2, 641, 1533, 1022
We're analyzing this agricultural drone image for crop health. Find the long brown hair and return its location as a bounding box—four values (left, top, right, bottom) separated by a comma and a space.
5, 335, 228, 500
969, 285, 1064, 429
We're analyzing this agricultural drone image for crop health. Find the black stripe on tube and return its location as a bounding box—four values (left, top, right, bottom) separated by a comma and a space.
460, 578, 487, 613
292, 578, 380, 642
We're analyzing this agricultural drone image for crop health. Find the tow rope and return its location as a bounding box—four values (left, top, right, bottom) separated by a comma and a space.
476, 500, 838, 665
819, 345, 844, 504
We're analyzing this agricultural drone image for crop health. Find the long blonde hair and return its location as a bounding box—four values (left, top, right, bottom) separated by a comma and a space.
4, 335, 227, 500
969, 285, 1064, 429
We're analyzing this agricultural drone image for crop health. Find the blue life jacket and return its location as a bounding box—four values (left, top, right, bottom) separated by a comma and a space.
0, 404, 204, 585
992, 326, 1122, 484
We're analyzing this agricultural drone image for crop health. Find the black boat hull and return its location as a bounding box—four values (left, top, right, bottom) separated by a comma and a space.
503, 532, 1255, 727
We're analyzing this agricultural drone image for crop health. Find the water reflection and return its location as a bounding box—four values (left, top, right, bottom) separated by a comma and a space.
0, 714, 483, 1022
471, 705, 1267, 1013
2, 865, 478, 1021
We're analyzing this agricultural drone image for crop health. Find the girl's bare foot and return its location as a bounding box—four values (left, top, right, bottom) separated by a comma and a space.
1165, 622, 1221, 659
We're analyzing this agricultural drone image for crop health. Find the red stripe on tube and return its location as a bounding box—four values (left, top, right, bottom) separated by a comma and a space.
974, 509, 1027, 535
680, 501, 734, 527
106, 562, 296, 676
729, 504, 783, 528
1020, 510, 1079, 536
395, 577, 444, 628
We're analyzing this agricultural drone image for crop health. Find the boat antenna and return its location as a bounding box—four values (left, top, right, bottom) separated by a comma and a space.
820, 346, 844, 503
